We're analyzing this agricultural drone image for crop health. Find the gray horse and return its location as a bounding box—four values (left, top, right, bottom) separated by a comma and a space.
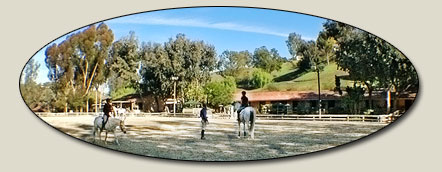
233, 102, 256, 139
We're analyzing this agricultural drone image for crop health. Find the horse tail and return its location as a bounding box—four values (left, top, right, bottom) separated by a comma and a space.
250, 109, 255, 129
250, 109, 256, 139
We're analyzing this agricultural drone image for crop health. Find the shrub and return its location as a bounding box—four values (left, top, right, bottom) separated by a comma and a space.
250, 69, 273, 89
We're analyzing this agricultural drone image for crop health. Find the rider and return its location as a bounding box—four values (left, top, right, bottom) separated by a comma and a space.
237, 91, 249, 122
102, 98, 115, 130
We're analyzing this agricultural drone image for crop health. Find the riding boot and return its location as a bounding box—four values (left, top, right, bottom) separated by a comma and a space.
201, 130, 205, 140
102, 117, 107, 131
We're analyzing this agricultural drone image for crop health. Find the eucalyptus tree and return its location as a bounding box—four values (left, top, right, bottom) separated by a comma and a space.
286, 32, 305, 60
286, 32, 313, 71
45, 23, 114, 112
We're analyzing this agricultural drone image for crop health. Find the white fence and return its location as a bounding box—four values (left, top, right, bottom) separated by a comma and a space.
35, 110, 401, 123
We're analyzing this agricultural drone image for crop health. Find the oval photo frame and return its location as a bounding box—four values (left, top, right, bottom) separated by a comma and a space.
20, 6, 419, 162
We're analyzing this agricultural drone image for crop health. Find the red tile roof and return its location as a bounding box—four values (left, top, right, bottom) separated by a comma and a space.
234, 90, 342, 102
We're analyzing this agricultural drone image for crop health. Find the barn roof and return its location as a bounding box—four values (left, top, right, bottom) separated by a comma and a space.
233, 91, 342, 102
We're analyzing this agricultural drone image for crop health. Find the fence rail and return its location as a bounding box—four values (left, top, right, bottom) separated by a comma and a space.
35, 110, 401, 123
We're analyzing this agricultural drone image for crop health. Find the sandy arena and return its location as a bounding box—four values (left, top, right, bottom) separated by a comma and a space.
40, 116, 387, 161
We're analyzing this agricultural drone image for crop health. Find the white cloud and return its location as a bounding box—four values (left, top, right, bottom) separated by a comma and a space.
109, 15, 291, 37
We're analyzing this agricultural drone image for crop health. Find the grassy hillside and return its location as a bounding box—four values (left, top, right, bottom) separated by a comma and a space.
211, 62, 353, 92
259, 63, 352, 91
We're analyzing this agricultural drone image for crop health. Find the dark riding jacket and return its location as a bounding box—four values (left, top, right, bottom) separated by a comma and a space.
241, 95, 249, 107
200, 107, 208, 122
103, 103, 113, 117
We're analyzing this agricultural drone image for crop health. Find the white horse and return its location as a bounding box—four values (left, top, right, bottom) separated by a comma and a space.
92, 116, 127, 145
233, 102, 256, 139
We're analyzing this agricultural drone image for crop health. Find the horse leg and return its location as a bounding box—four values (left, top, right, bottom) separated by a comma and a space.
249, 121, 254, 139
237, 120, 241, 138
98, 130, 102, 141
104, 131, 108, 144
114, 131, 120, 146
243, 121, 247, 137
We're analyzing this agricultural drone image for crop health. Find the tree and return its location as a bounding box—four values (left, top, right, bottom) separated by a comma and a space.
139, 34, 217, 111
286, 33, 305, 60
217, 50, 252, 76
45, 23, 114, 112
20, 59, 54, 111
21, 59, 41, 109
250, 68, 273, 88
109, 31, 140, 99
22, 59, 40, 85
204, 76, 236, 108
322, 20, 354, 43
380, 43, 418, 111
342, 84, 366, 114
288, 32, 329, 114
303, 41, 327, 114
286, 33, 318, 71
317, 31, 337, 65
252, 46, 283, 73
336, 32, 388, 110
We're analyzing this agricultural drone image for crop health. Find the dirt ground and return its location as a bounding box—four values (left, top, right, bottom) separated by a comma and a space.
40, 116, 387, 161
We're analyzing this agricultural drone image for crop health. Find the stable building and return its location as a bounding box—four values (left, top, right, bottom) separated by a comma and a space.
234, 90, 416, 114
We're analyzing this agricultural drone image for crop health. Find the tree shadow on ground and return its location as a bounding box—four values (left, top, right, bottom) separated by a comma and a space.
56, 125, 91, 140
273, 69, 307, 82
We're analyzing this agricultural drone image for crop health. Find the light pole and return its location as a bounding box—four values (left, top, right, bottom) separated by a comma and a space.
171, 76, 179, 116
315, 65, 322, 118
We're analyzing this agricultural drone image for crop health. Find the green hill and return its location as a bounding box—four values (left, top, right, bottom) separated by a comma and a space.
258, 62, 352, 92
211, 62, 353, 92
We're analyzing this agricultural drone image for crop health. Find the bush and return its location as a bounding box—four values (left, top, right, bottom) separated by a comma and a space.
250, 69, 273, 89
204, 76, 237, 108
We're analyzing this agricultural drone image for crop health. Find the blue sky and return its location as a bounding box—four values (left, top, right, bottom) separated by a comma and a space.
31, 7, 326, 83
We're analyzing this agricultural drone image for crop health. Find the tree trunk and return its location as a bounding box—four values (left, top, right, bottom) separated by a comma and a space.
368, 88, 373, 110
364, 82, 373, 110
155, 96, 161, 112
64, 102, 68, 113
95, 90, 98, 114
86, 99, 89, 114
84, 63, 99, 95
